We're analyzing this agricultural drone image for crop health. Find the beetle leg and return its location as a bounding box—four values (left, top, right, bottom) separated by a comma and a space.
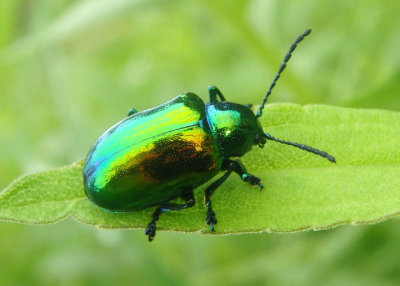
145, 190, 195, 242
127, 108, 138, 116
208, 85, 226, 103
204, 170, 232, 232
225, 159, 263, 190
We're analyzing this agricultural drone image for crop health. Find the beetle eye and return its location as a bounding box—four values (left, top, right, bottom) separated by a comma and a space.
254, 133, 266, 146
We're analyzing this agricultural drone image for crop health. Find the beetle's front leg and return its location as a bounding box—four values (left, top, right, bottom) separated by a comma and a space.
145, 190, 195, 242
208, 85, 226, 103
224, 159, 263, 190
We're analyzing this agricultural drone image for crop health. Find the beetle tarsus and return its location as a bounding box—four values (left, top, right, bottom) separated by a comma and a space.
144, 191, 196, 241
203, 171, 232, 232
206, 204, 217, 232
145, 220, 156, 242
209, 223, 215, 232
225, 159, 263, 190
243, 173, 263, 190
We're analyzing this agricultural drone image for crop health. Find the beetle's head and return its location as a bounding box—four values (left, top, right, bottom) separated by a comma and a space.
203, 29, 335, 163
206, 102, 265, 157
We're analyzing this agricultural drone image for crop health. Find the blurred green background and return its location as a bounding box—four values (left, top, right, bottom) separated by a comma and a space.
1, 1, 400, 285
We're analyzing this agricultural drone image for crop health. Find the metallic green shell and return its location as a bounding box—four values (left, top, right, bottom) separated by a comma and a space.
83, 93, 223, 212
206, 102, 264, 157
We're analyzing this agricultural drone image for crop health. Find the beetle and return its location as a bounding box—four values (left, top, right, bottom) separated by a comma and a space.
83, 29, 335, 241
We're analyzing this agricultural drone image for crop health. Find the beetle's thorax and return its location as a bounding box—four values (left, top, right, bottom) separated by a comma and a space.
205, 102, 264, 157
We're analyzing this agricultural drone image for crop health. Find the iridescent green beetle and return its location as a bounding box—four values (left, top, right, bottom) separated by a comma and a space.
83, 29, 335, 241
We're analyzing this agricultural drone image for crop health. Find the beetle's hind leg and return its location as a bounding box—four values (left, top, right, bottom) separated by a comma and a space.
145, 190, 195, 242
127, 108, 138, 116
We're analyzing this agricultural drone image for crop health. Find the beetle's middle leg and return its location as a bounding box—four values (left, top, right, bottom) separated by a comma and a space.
145, 190, 195, 242
204, 159, 262, 232
204, 170, 232, 232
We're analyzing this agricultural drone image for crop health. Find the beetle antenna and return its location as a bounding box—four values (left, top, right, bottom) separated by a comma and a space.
256, 29, 312, 118
265, 133, 336, 163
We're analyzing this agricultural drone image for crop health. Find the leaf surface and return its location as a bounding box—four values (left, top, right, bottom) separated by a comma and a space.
1, 104, 399, 234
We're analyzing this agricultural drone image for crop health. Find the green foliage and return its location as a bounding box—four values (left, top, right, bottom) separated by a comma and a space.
2, 1, 400, 285
2, 104, 399, 234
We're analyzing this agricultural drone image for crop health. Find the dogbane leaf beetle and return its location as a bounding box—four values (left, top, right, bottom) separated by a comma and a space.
83, 29, 335, 241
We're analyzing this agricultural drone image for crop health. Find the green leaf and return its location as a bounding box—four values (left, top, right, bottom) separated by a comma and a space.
1, 104, 400, 234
